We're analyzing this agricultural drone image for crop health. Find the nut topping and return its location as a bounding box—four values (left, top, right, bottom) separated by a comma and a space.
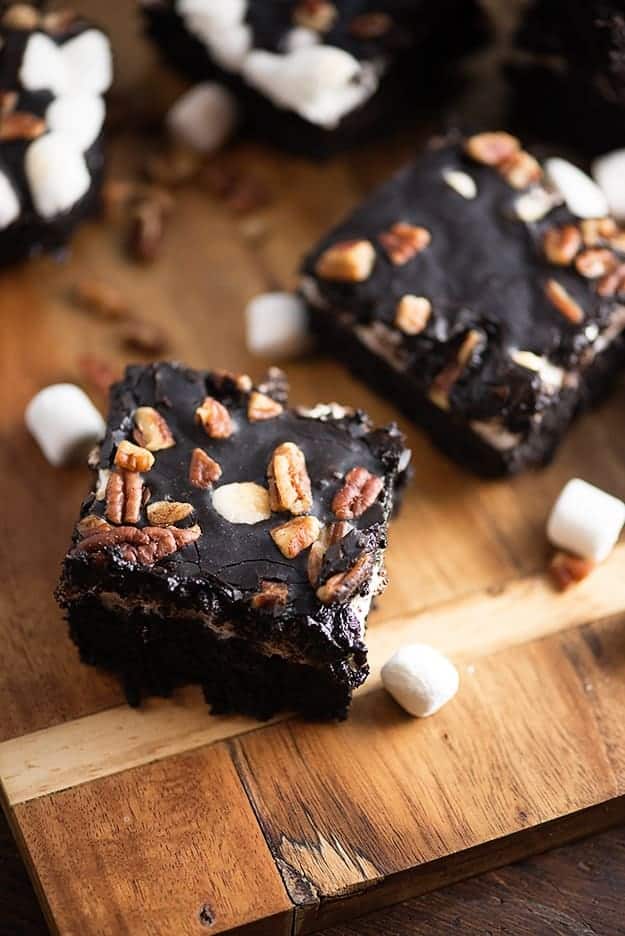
189, 448, 222, 489
76, 514, 110, 538
349, 12, 392, 37
267, 442, 313, 515
74, 524, 201, 566
0, 112, 45, 141
195, 396, 234, 439
597, 263, 625, 298
543, 225, 582, 266
544, 279, 584, 324
464, 132, 520, 166
379, 223, 431, 265
429, 329, 483, 410
212, 369, 253, 393
251, 580, 289, 610
293, 0, 337, 32
248, 391, 284, 422
333, 467, 383, 520
147, 500, 194, 526
315, 239, 376, 283
574, 248, 617, 279
2, 4, 40, 29
580, 218, 618, 246
395, 295, 431, 335
114, 440, 155, 473
307, 520, 351, 586
270, 515, 322, 559
549, 551, 595, 591
133, 407, 175, 451
105, 469, 144, 524
497, 150, 542, 189
316, 551, 375, 605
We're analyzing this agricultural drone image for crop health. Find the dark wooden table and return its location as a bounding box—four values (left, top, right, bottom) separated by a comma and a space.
2, 810, 625, 935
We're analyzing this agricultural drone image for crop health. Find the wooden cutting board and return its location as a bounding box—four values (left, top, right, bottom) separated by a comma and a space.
3, 2, 625, 933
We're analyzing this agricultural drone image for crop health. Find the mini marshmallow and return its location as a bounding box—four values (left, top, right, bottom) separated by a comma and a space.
25, 133, 90, 218
513, 186, 562, 223
281, 27, 320, 53
177, 0, 247, 31
46, 93, 106, 152
207, 24, 252, 71
178, 0, 251, 71
60, 29, 113, 95
25, 384, 105, 467
245, 292, 313, 359
0, 170, 19, 229
544, 157, 608, 220
166, 83, 238, 154
592, 149, 625, 221
20, 33, 67, 94
381, 644, 459, 718
442, 169, 477, 199
547, 478, 625, 562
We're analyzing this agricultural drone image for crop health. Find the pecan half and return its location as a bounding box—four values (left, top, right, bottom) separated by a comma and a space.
543, 225, 582, 266
73, 279, 129, 320
316, 551, 375, 605
189, 448, 222, 489
464, 132, 520, 166
379, 223, 431, 265
0, 111, 45, 140
597, 263, 625, 298
544, 279, 584, 324
133, 406, 175, 451
76, 514, 110, 538
429, 329, 483, 410
395, 295, 431, 335
146, 500, 194, 526
349, 11, 392, 37
580, 218, 618, 246
293, 0, 337, 31
114, 440, 155, 473
195, 396, 234, 438
105, 470, 144, 524
315, 239, 376, 283
549, 551, 595, 591
251, 580, 289, 610
498, 150, 542, 189
267, 442, 313, 515
270, 515, 321, 559
307, 520, 351, 586
574, 248, 617, 279
2, 4, 40, 29
248, 391, 283, 422
333, 467, 383, 519
74, 524, 201, 565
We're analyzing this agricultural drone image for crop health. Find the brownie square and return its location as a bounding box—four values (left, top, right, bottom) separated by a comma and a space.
300, 131, 625, 476
56, 363, 407, 721
141, 0, 488, 157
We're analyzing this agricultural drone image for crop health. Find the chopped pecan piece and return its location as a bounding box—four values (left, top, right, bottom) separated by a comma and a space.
316, 551, 375, 605
333, 467, 383, 520
498, 150, 542, 189
144, 144, 203, 187
597, 263, 625, 298
543, 225, 582, 266
549, 551, 595, 591
270, 515, 321, 559
41, 9, 79, 32
251, 580, 289, 610
189, 448, 222, 489
395, 295, 431, 335
580, 218, 618, 246
74, 524, 201, 565
73, 279, 129, 320
114, 440, 155, 473
544, 279, 584, 324
293, 0, 337, 31
429, 329, 483, 410
133, 406, 175, 451
0, 91, 17, 118
307, 520, 351, 586
129, 195, 170, 263
248, 391, 284, 422
105, 470, 144, 524
464, 132, 520, 166
195, 396, 234, 439
122, 318, 170, 355
2, 4, 40, 29
315, 239, 376, 283
575, 248, 617, 279
349, 11, 393, 37
212, 369, 253, 393
379, 223, 431, 265
76, 514, 110, 538
267, 442, 313, 515
0, 111, 45, 140
147, 500, 194, 526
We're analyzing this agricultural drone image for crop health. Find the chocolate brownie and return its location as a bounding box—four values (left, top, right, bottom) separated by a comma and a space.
0, 3, 112, 264
300, 131, 625, 476
140, 0, 488, 157
56, 363, 408, 721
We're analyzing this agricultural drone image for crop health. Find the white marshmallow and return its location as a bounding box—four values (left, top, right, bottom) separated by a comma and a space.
245, 292, 313, 359
547, 478, 625, 562
381, 644, 459, 718
177, 0, 250, 71
544, 157, 609, 220
591, 149, 625, 221
25, 384, 106, 467
177, 0, 247, 31
442, 169, 477, 199
26, 133, 91, 218
207, 24, 252, 71
166, 83, 238, 154
46, 94, 106, 152
20, 33, 67, 94
0, 170, 19, 229
60, 29, 113, 95
280, 27, 320, 53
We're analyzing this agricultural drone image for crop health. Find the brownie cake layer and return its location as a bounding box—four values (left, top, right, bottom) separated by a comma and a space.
301, 131, 625, 476
56, 363, 407, 720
